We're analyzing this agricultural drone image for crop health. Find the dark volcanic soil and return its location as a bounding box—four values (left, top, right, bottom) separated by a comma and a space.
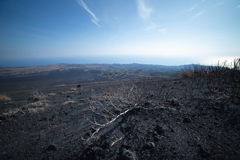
0, 76, 240, 159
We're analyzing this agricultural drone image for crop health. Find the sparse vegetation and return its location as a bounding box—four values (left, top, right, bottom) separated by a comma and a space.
29, 89, 45, 101
179, 58, 240, 104
83, 58, 240, 147
1, 59, 240, 159
62, 100, 76, 106
0, 95, 11, 101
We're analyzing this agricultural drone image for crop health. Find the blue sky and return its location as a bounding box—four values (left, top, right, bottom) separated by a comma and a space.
0, 0, 239, 66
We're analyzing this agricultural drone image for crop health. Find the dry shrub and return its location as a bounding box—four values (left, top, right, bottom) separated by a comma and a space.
61, 91, 78, 94
25, 100, 49, 108
0, 95, 11, 101
28, 107, 44, 114
30, 89, 45, 100
83, 82, 152, 127
179, 58, 240, 104
181, 72, 193, 78
48, 93, 56, 96
2, 108, 20, 116
62, 100, 76, 106
179, 65, 194, 78
24, 100, 49, 114
52, 123, 67, 129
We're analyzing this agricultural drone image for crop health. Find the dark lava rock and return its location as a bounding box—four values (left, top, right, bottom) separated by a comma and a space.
39, 117, 48, 121
92, 147, 108, 159
143, 142, 155, 149
154, 136, 162, 142
121, 143, 132, 149
0, 115, 6, 121
28, 96, 39, 101
81, 147, 108, 159
155, 125, 165, 135
118, 148, 138, 160
183, 117, 192, 123
198, 144, 211, 158
101, 141, 110, 149
46, 144, 57, 151
170, 98, 181, 106
144, 102, 151, 107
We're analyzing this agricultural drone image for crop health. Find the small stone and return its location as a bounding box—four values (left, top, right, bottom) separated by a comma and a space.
170, 98, 181, 106
33, 97, 39, 101
154, 136, 162, 142
144, 102, 150, 107
143, 142, 155, 149
183, 117, 192, 123
198, 144, 210, 158
0, 115, 6, 121
119, 148, 138, 160
121, 143, 131, 149
155, 125, 165, 135
148, 130, 153, 133
46, 144, 57, 151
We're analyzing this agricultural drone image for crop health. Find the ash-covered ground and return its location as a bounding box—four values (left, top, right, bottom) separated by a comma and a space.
0, 75, 239, 159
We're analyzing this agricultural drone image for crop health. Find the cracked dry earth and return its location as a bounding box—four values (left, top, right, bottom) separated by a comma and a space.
0, 77, 240, 160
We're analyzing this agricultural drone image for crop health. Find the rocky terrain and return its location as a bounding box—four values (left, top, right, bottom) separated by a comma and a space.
0, 62, 240, 159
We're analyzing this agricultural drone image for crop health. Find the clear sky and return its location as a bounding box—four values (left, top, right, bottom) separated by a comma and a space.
0, 0, 239, 66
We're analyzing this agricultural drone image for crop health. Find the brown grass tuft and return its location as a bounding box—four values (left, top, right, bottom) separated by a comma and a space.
28, 107, 44, 114
0, 95, 11, 101
2, 108, 20, 116
62, 101, 76, 106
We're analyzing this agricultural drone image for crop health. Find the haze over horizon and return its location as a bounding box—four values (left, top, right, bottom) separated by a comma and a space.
0, 0, 239, 67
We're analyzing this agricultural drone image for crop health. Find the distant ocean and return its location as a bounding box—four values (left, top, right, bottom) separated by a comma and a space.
0, 56, 196, 67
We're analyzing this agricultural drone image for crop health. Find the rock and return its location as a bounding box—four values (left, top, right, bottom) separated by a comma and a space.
154, 136, 162, 142
78, 99, 85, 103
39, 117, 48, 121
198, 144, 210, 158
33, 97, 39, 101
118, 148, 138, 160
46, 144, 57, 151
77, 84, 81, 88
143, 142, 155, 149
92, 147, 108, 159
81, 147, 107, 159
155, 125, 165, 135
121, 143, 131, 149
0, 115, 6, 121
170, 98, 181, 106
183, 117, 192, 123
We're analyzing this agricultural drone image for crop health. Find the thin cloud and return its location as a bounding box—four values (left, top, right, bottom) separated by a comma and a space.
213, 2, 223, 7
158, 29, 166, 34
179, 5, 197, 15
144, 22, 157, 31
179, 0, 206, 16
91, 19, 101, 27
192, 11, 205, 18
76, 0, 100, 27
136, 0, 153, 20
237, 5, 240, 8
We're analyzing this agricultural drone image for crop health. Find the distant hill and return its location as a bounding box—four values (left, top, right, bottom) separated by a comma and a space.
0, 63, 187, 79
